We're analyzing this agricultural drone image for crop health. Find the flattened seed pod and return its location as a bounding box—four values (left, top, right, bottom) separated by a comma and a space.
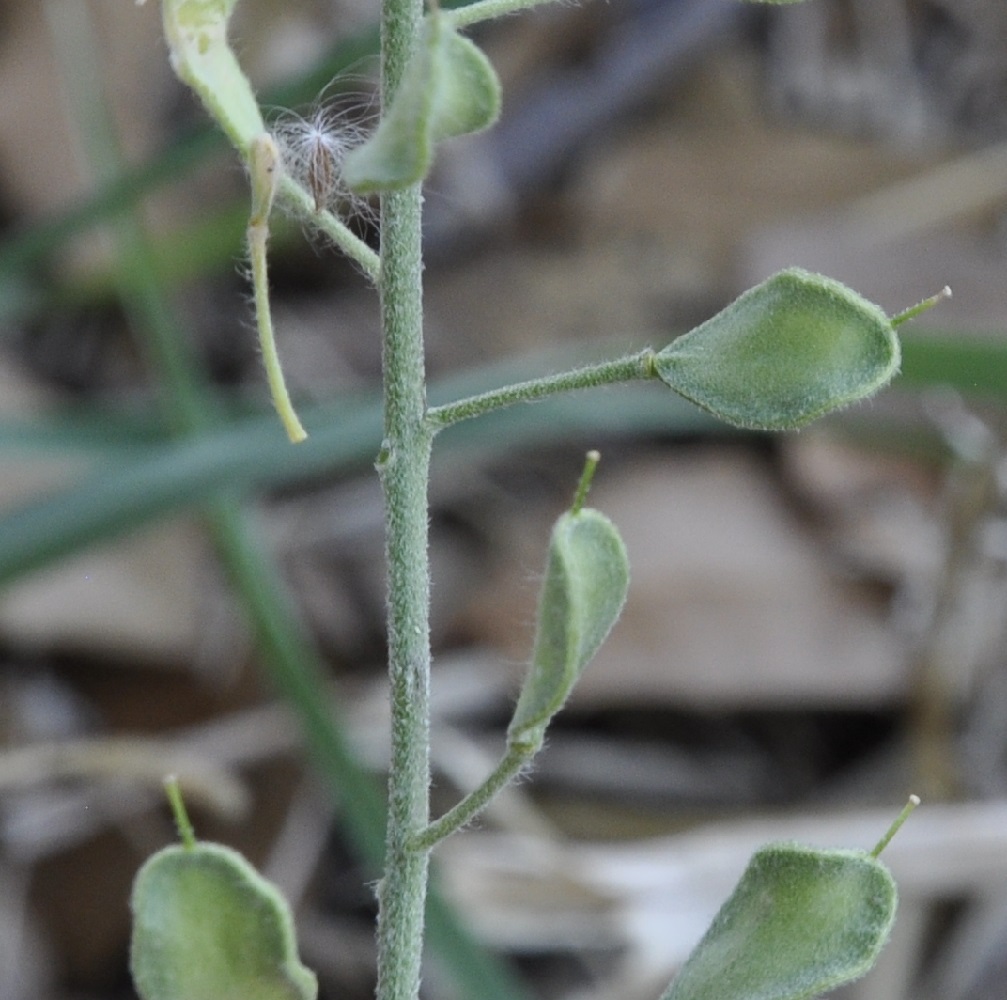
343, 10, 501, 193
654, 269, 900, 431
660, 843, 897, 1000
507, 506, 629, 750
130, 842, 317, 1000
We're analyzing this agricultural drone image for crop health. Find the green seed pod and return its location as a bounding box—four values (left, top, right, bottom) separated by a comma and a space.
162, 0, 266, 155
343, 11, 501, 193
661, 843, 897, 1000
654, 268, 900, 431
507, 506, 629, 749
130, 842, 318, 1000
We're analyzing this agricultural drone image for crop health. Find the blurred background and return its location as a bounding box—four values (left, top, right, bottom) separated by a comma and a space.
2, 0, 1007, 998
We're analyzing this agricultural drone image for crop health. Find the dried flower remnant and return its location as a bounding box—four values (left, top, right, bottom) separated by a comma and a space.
272, 103, 373, 216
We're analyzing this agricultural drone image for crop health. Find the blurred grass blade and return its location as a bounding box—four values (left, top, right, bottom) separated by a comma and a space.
0, 401, 379, 587
900, 332, 1007, 397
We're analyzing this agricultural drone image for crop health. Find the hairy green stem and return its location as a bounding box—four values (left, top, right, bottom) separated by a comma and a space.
249, 135, 308, 443
871, 794, 920, 858
411, 743, 535, 852
890, 286, 952, 328
277, 174, 381, 282
427, 349, 657, 430
447, 0, 557, 29
164, 776, 197, 850
249, 218, 307, 442
375, 193, 433, 1000
374, 0, 434, 995
571, 449, 601, 515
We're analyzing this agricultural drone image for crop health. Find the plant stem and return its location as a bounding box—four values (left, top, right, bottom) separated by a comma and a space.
571, 449, 601, 515
426, 349, 657, 430
411, 743, 534, 851
249, 135, 308, 443
375, 196, 433, 1000
890, 286, 952, 328
374, 0, 433, 994
870, 794, 921, 858
447, 0, 557, 29
277, 174, 381, 282
66, 5, 529, 996
164, 776, 197, 850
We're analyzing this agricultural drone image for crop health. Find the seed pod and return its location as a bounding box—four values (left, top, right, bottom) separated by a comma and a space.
660, 843, 898, 1000
507, 506, 629, 750
130, 842, 317, 1000
162, 0, 266, 154
654, 269, 900, 431
343, 10, 501, 193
